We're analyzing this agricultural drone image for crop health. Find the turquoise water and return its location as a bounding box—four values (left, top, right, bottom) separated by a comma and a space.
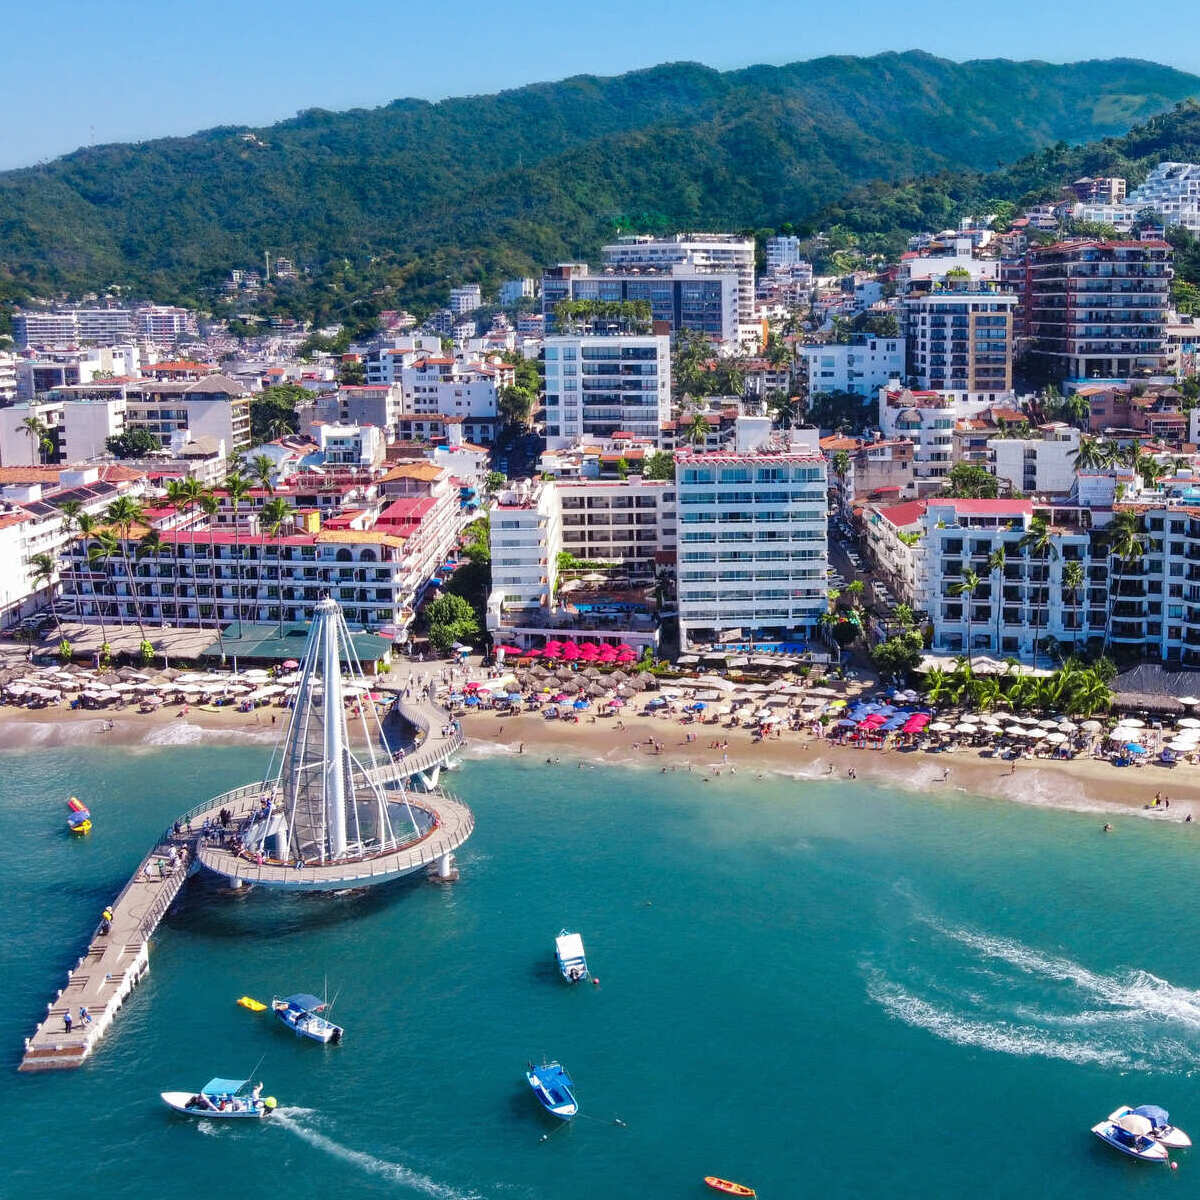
4, 742, 1200, 1198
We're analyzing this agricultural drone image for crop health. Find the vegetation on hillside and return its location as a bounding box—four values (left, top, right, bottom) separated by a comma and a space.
1, 53, 1196, 325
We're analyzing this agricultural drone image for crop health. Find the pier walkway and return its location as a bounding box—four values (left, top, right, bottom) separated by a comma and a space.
20, 840, 189, 1072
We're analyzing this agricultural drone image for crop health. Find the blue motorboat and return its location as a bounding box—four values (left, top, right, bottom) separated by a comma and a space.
1108, 1105, 1191, 1149
272, 993, 344, 1044
525, 1060, 578, 1120
1092, 1110, 1170, 1162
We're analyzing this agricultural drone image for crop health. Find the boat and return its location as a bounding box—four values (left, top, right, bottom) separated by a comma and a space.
555, 930, 588, 983
161, 1077, 276, 1119
66, 796, 91, 836
1108, 1105, 1191, 1149
704, 1178, 756, 1197
272, 993, 344, 1044
525, 1060, 578, 1120
237, 995, 267, 1012
1091, 1111, 1171, 1162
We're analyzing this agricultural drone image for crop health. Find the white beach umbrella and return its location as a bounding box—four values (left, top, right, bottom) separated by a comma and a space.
1044, 731, 1068, 744
1038, 718, 1060, 728
1004, 725, 1026, 737
1178, 718, 1200, 729
1167, 738, 1198, 752
929, 721, 953, 733
1080, 719, 1103, 733
1178, 696, 1200, 706
1057, 721, 1078, 733
1119, 718, 1146, 729
954, 723, 978, 734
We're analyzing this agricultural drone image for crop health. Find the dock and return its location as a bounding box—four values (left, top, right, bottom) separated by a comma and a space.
20, 669, 469, 1072
20, 842, 189, 1072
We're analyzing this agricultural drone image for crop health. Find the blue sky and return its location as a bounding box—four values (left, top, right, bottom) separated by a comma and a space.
4, 0, 1200, 170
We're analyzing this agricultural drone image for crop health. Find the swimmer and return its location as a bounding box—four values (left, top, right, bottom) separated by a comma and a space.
1103, 822, 1113, 832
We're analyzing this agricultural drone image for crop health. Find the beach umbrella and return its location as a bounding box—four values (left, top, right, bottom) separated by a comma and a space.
281, 659, 299, 670
1005, 725, 1026, 737
1037, 717, 1060, 728
1120, 718, 1145, 729
1057, 721, 1078, 733
929, 721, 953, 733
1044, 731, 1068, 744
464, 695, 480, 706
573, 698, 589, 710
1178, 718, 1200, 729
1178, 696, 1200, 707
1125, 742, 1148, 755
954, 723, 978, 734
1080, 720, 1103, 733
608, 698, 625, 708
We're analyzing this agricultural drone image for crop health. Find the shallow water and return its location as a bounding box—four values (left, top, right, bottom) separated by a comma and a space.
3, 746, 1200, 1197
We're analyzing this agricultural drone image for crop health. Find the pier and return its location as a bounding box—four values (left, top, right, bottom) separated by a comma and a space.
20, 621, 471, 1072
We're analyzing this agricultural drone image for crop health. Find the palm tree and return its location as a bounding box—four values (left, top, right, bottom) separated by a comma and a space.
1018, 515, 1057, 664
103, 496, 149, 641
949, 567, 981, 668
56, 499, 84, 625
1061, 559, 1085, 655
986, 545, 1006, 654
844, 578, 865, 608
29, 552, 63, 638
75, 512, 112, 649
685, 412, 711, 446
1070, 436, 1113, 472
250, 454, 276, 494
923, 666, 953, 706
199, 492, 226, 659
223, 473, 252, 637
137, 529, 167, 628
894, 603, 915, 630
87, 530, 122, 644
19, 415, 53, 464
1104, 510, 1145, 656
260, 496, 296, 634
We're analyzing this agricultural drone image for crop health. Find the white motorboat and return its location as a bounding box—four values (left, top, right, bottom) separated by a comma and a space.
555, 930, 588, 983
1108, 1105, 1191, 1149
1092, 1111, 1170, 1162
162, 1077, 275, 1118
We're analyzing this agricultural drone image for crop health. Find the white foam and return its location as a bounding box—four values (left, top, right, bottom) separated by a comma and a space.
866, 972, 1137, 1068
462, 740, 519, 759
141, 721, 276, 746
273, 1111, 481, 1199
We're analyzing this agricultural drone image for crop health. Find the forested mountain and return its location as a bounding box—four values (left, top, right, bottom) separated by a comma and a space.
1, 51, 1198, 321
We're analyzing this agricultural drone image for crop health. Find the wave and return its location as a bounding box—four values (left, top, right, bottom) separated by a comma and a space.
866, 906, 1200, 1071
866, 972, 1139, 1068
141, 721, 276, 747
273, 1111, 481, 1199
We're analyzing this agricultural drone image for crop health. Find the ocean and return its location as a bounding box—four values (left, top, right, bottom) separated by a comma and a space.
3, 738, 1200, 1198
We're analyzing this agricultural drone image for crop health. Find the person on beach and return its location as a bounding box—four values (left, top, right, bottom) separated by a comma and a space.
79, 1006, 91, 1025
63, 1011, 73, 1033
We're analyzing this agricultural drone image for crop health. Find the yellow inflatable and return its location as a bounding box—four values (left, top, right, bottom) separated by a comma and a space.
237, 996, 267, 1012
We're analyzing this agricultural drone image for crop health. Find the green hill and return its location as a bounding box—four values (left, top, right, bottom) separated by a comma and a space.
1, 51, 1199, 322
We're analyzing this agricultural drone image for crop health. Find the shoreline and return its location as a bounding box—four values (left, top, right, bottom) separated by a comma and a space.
458, 708, 1200, 822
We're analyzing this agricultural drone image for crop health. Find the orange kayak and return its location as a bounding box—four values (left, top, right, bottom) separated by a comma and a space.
705, 1178, 756, 1197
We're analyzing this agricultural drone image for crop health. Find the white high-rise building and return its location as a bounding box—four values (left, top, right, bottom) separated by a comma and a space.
1075, 162, 1200, 234
765, 235, 804, 272
798, 336, 905, 398
499, 278, 536, 307
675, 420, 828, 648
543, 333, 671, 448
449, 285, 483, 315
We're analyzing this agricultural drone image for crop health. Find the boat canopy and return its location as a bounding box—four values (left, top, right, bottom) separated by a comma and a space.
283, 993, 325, 1012
203, 1077, 248, 1095
1133, 1105, 1170, 1128
1116, 1113, 1154, 1136
556, 933, 585, 961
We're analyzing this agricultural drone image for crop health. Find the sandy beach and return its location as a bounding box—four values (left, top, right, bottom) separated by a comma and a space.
458, 706, 1200, 821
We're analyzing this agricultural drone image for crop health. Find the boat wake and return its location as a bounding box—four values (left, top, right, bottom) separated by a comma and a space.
865, 914, 1200, 1072
273, 1109, 482, 1199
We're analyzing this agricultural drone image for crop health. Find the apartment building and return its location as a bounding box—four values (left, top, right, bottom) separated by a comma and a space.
797, 336, 905, 398
601, 234, 755, 325
487, 481, 561, 625
14, 308, 135, 349
675, 421, 828, 648
123, 376, 252, 454
499, 278, 536, 307
765, 236, 805, 271
0, 353, 15, 405
543, 333, 671, 447
449, 285, 483, 315
820, 434, 916, 511
137, 305, 197, 345
542, 263, 740, 344
558, 477, 675, 571
877, 387, 993, 480
987, 423, 1081, 495
1074, 163, 1200, 234
865, 497, 1103, 660
902, 284, 1016, 399
1025, 240, 1173, 380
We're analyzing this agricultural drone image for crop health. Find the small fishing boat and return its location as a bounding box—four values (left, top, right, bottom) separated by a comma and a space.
272, 993, 344, 1044
161, 1077, 276, 1119
1108, 1105, 1191, 1149
555, 930, 588, 983
704, 1177, 756, 1197
1091, 1111, 1171, 1162
525, 1060, 578, 1120
66, 796, 91, 836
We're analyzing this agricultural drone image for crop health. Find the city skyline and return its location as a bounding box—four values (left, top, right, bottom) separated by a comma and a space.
5, 0, 1200, 170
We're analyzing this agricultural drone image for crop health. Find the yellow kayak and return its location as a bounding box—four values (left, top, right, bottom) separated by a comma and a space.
237, 996, 267, 1012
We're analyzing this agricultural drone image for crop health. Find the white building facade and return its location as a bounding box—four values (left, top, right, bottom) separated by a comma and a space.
799, 336, 905, 397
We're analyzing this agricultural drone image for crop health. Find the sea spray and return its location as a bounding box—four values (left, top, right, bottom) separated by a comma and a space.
272, 1110, 482, 1199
